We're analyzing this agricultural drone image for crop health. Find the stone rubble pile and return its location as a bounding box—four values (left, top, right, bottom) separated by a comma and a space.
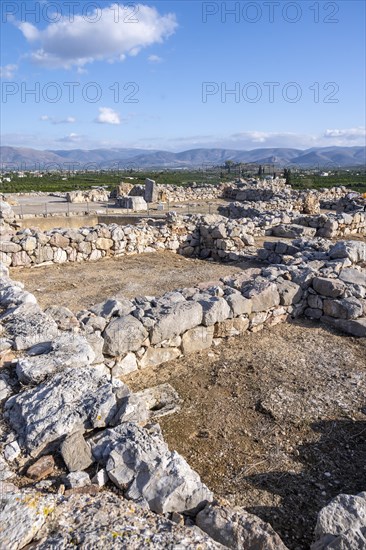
258, 238, 366, 336
0, 260, 290, 549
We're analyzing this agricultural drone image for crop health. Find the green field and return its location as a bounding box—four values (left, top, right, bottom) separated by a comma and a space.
0, 168, 365, 194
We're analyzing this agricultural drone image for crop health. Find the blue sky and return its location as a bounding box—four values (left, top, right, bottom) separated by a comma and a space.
1, 0, 365, 151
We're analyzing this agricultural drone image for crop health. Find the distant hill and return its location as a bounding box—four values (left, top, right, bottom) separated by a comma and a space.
1, 145, 365, 170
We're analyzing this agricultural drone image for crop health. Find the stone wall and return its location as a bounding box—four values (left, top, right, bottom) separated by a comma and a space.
293, 211, 366, 238
0, 213, 260, 268
258, 238, 366, 337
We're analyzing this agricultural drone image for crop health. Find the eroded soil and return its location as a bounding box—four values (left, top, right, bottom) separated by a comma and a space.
126, 320, 366, 549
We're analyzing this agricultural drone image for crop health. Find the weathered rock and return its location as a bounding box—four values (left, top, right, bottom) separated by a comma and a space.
103, 315, 147, 356
120, 196, 148, 211
111, 394, 150, 426
139, 346, 180, 368
321, 316, 366, 337
329, 241, 366, 263
91, 423, 213, 514
323, 297, 363, 320
339, 268, 366, 286
44, 305, 79, 331
4, 440, 21, 462
26, 455, 55, 481
182, 326, 214, 353
150, 301, 203, 345
34, 492, 222, 549
112, 352, 138, 377
2, 303, 58, 350
66, 471, 91, 489
90, 297, 134, 319
243, 281, 280, 313
0, 455, 15, 481
196, 503, 288, 549
277, 281, 302, 306
199, 297, 231, 326
134, 383, 181, 419
5, 367, 117, 455
312, 492, 366, 550
225, 292, 252, 316
145, 178, 158, 202
16, 333, 96, 384
313, 277, 346, 298
0, 490, 57, 549
272, 224, 317, 238
61, 431, 93, 472
213, 317, 250, 337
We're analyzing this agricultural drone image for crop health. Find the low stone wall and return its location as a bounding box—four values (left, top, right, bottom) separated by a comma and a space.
293, 211, 366, 238
258, 238, 366, 337
0, 214, 259, 268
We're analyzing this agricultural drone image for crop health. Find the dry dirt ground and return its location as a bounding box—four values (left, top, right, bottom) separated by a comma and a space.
11, 251, 260, 312
126, 320, 366, 550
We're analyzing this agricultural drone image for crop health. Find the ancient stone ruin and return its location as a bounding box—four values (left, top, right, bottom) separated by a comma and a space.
0, 180, 365, 549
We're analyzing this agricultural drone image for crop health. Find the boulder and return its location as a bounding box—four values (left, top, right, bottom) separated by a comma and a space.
313, 277, 346, 298
26, 455, 55, 481
103, 315, 147, 356
5, 367, 117, 456
90, 298, 135, 319
120, 196, 148, 211
277, 281, 302, 306
144, 178, 158, 202
196, 503, 288, 549
323, 297, 363, 320
329, 241, 366, 263
312, 492, 366, 549
199, 297, 231, 326
339, 268, 366, 286
44, 305, 79, 331
225, 292, 252, 316
182, 326, 214, 353
112, 352, 138, 377
321, 317, 366, 337
243, 281, 280, 313
91, 423, 213, 514
150, 301, 203, 345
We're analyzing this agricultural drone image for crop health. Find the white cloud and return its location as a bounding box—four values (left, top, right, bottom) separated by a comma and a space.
96, 107, 121, 125
16, 3, 177, 69
324, 127, 366, 141
56, 133, 83, 143
0, 64, 18, 79
148, 54, 163, 63
40, 115, 76, 124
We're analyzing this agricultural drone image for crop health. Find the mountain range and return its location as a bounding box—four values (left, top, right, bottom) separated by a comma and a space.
1, 146, 365, 170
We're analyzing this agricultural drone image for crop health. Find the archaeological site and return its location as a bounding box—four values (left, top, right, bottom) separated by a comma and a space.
0, 177, 365, 549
